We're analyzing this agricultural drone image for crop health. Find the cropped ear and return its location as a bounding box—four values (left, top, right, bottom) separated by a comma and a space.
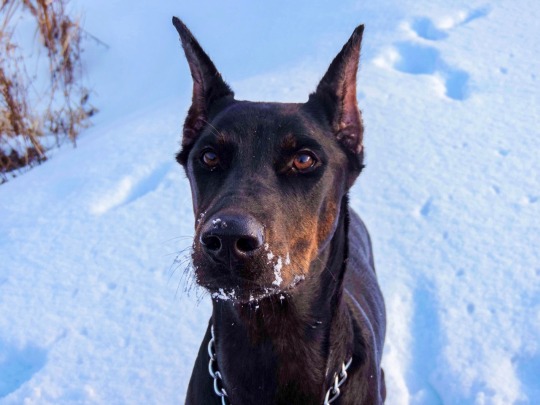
172, 17, 234, 165
307, 25, 364, 156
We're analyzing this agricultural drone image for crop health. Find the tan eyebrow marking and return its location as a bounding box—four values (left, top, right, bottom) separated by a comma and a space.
200, 118, 228, 145
280, 133, 297, 150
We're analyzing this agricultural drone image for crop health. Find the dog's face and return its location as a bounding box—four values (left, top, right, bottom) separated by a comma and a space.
184, 101, 351, 301
173, 18, 365, 302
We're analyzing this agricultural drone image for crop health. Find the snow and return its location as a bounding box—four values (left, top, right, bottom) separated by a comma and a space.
1, 0, 539, 404
272, 257, 283, 288
211, 289, 236, 302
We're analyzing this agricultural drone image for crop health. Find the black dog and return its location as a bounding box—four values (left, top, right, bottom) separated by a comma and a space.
172, 17, 386, 405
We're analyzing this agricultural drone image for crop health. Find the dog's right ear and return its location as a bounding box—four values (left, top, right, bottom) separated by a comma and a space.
172, 17, 234, 165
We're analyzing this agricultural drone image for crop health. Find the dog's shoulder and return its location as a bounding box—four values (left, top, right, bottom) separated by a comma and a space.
347, 208, 375, 271
345, 208, 386, 360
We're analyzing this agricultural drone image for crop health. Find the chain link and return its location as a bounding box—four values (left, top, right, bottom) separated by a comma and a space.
208, 325, 229, 405
323, 357, 353, 404
208, 324, 352, 405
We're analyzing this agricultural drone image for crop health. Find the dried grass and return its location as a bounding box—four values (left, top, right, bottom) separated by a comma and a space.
0, 0, 96, 183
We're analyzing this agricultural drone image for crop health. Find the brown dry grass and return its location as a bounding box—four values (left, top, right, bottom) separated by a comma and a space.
0, 0, 96, 183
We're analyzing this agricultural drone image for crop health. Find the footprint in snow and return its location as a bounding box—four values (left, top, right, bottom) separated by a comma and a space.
524, 195, 538, 205
514, 353, 540, 402
409, 6, 491, 41
0, 342, 47, 398
409, 17, 448, 41
419, 197, 433, 218
407, 283, 444, 404
377, 6, 491, 101
90, 162, 171, 215
388, 41, 470, 101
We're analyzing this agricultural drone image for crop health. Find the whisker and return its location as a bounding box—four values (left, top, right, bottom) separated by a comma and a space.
175, 261, 195, 299
167, 251, 192, 280
161, 235, 195, 243
201, 118, 225, 140
164, 246, 192, 258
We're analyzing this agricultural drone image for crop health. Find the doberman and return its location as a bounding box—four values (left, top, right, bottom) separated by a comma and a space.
172, 17, 386, 405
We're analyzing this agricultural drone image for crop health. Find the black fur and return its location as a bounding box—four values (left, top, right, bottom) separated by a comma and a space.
172, 17, 386, 404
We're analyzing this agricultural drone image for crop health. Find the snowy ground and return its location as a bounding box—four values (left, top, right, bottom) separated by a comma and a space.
1, 0, 539, 404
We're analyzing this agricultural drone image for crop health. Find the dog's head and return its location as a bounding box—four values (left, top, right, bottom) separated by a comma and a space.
173, 18, 365, 303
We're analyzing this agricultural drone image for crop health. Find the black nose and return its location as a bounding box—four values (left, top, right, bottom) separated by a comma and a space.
200, 214, 264, 262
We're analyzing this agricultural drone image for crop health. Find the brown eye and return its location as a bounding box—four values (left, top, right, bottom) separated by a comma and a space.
202, 150, 219, 168
293, 152, 316, 171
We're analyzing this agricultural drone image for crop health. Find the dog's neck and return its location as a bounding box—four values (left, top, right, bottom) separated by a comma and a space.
211, 197, 353, 404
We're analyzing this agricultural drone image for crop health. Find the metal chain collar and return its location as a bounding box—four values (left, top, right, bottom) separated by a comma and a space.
323, 356, 353, 404
208, 325, 229, 405
207, 325, 353, 405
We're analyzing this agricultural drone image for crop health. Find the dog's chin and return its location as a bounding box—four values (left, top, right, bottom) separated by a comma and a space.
193, 253, 308, 303
198, 273, 307, 304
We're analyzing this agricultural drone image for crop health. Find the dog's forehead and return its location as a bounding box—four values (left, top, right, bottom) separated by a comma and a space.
209, 101, 310, 142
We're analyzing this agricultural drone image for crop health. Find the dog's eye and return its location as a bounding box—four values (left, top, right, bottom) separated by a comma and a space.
201, 150, 219, 168
293, 152, 316, 172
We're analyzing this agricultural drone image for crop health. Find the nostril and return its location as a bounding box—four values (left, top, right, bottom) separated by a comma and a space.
201, 235, 221, 251
236, 236, 261, 253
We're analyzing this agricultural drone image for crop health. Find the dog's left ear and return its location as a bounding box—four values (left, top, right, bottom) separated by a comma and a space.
307, 25, 365, 177
172, 17, 234, 165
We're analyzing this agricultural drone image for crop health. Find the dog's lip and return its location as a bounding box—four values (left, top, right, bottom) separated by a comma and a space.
204, 254, 260, 270
202, 272, 307, 303
194, 257, 264, 282
200, 276, 264, 294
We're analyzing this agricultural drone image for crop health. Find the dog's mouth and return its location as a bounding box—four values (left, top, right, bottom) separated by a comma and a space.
192, 247, 308, 303
198, 272, 307, 303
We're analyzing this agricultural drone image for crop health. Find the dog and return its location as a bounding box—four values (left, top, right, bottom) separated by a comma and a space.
172, 17, 386, 405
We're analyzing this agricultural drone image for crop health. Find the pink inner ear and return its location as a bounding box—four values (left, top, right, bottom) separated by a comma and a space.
340, 88, 360, 128
182, 62, 214, 147
182, 101, 207, 147
176, 19, 234, 150
337, 63, 363, 153
314, 29, 364, 154
336, 125, 363, 154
